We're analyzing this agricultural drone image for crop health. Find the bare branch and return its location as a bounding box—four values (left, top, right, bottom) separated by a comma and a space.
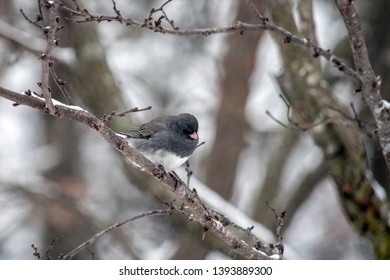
196, 140, 206, 149
101, 106, 152, 123
40, 1, 61, 113
146, 0, 178, 30
265, 202, 285, 259
46, 236, 64, 260
59, 0, 360, 85
327, 103, 375, 137
266, 95, 329, 131
31, 244, 42, 260
19, 8, 43, 28
0, 86, 271, 260
111, 0, 122, 20
49, 67, 74, 104
335, 0, 390, 173
22, 1, 63, 114
247, 0, 269, 23
62, 208, 176, 259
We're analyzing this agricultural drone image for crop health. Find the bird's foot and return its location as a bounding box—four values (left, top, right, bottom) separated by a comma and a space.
169, 171, 184, 192
153, 164, 167, 181
153, 166, 184, 191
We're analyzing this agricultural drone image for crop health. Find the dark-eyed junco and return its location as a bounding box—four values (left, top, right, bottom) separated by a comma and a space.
117, 113, 199, 171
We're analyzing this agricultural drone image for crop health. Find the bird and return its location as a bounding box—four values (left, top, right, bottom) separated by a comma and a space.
117, 113, 199, 171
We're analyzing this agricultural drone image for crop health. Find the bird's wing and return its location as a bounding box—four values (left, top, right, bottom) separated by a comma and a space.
120, 116, 169, 139
120, 125, 153, 139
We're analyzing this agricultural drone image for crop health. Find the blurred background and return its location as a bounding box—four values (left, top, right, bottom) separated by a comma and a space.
0, 0, 389, 259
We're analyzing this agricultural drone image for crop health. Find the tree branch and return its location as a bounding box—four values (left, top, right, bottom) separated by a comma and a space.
59, 0, 361, 85
39, 1, 61, 113
0, 86, 272, 260
0, 19, 74, 62
265, 0, 390, 260
62, 208, 177, 259
335, 0, 390, 173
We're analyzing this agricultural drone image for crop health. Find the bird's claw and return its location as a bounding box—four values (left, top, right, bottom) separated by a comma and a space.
169, 171, 183, 191
153, 164, 167, 181
153, 166, 184, 192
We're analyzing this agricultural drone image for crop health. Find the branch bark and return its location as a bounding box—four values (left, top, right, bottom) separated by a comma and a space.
39, 1, 60, 114
335, 0, 390, 172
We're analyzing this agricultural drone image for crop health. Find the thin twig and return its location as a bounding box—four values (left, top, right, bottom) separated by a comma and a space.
247, 0, 269, 23
326, 103, 375, 136
50, 67, 74, 104
265, 201, 285, 259
31, 244, 42, 260
266, 95, 330, 131
46, 235, 64, 260
111, 0, 121, 17
266, 110, 292, 130
101, 106, 152, 123
267, 110, 329, 131
70, 0, 82, 12
37, 0, 43, 21
62, 208, 176, 259
110, 0, 123, 23
196, 140, 206, 149
19, 8, 43, 28
156, 0, 178, 30
142, 0, 177, 31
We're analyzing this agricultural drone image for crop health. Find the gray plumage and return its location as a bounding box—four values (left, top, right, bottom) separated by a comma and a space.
118, 113, 199, 171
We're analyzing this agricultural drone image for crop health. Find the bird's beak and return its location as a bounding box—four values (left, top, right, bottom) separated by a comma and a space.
189, 132, 198, 140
